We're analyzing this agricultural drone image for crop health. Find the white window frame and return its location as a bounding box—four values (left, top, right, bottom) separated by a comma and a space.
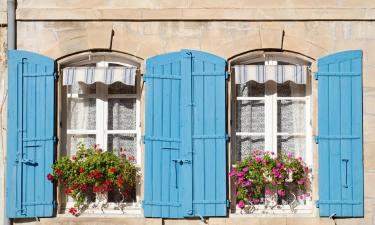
233, 60, 313, 214
63, 61, 142, 214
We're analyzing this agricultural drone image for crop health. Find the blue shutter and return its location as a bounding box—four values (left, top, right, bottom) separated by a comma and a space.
143, 51, 184, 218
143, 50, 227, 218
7, 50, 56, 218
316, 50, 363, 217
188, 50, 227, 217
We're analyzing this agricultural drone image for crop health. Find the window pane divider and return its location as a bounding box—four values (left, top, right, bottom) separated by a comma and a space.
236, 132, 264, 136
106, 130, 137, 134
108, 94, 137, 98
67, 130, 97, 135
67, 93, 96, 99
276, 132, 305, 136
236, 96, 265, 101
276, 97, 307, 100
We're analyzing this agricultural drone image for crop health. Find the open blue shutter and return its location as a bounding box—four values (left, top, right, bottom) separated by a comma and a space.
316, 50, 363, 217
188, 50, 227, 217
143, 52, 183, 218
7, 50, 56, 218
144, 50, 227, 218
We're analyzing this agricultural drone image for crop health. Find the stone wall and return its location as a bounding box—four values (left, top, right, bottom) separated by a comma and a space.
9, 20, 375, 225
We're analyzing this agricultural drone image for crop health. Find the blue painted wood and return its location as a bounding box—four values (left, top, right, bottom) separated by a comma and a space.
144, 51, 183, 218
144, 50, 227, 218
317, 50, 363, 217
7, 50, 55, 218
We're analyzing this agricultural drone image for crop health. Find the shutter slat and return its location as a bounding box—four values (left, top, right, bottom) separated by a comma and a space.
317, 50, 363, 217
7, 50, 55, 218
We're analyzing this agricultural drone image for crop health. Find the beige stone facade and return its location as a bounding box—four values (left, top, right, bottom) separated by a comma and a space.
1, 1, 375, 225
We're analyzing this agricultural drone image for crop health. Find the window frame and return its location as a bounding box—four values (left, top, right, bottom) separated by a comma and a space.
232, 60, 313, 214
59, 61, 142, 214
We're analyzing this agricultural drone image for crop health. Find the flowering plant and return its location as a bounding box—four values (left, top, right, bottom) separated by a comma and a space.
47, 143, 137, 216
229, 150, 310, 210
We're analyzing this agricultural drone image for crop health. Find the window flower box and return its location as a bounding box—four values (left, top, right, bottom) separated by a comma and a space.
47, 144, 137, 216
230, 150, 311, 214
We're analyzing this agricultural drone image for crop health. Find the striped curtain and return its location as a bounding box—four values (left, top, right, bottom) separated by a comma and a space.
63, 66, 137, 86
234, 65, 308, 84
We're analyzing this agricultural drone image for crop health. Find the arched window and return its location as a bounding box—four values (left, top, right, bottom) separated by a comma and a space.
58, 52, 142, 214
231, 51, 313, 213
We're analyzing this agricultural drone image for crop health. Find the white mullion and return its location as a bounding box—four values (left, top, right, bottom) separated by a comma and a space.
265, 82, 277, 154
276, 132, 305, 136
96, 61, 108, 150
276, 96, 307, 100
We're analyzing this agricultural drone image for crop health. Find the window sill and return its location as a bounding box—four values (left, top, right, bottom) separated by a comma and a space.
231, 204, 313, 217
62, 202, 142, 216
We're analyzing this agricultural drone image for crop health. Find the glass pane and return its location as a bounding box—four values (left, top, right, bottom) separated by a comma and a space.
108, 81, 136, 94
237, 81, 265, 97
277, 81, 306, 97
237, 100, 265, 132
67, 83, 96, 94
277, 100, 305, 133
67, 134, 96, 156
108, 99, 136, 130
67, 98, 96, 130
108, 188, 136, 203
107, 134, 137, 162
237, 136, 265, 160
277, 135, 306, 161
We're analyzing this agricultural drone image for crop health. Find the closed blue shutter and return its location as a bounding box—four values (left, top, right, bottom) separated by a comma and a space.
143, 50, 227, 218
7, 50, 56, 218
316, 50, 363, 217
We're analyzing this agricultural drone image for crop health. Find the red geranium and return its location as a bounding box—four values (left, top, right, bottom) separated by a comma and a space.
80, 183, 88, 190
64, 188, 72, 194
109, 167, 117, 173
79, 168, 85, 173
68, 207, 78, 216
47, 173, 54, 181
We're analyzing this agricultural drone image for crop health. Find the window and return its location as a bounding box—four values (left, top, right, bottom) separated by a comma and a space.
233, 60, 312, 213
61, 61, 141, 212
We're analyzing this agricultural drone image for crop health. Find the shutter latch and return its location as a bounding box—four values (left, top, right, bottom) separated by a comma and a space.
225, 72, 230, 80
316, 200, 319, 208
315, 136, 319, 144
53, 72, 59, 80
226, 199, 231, 208
314, 72, 319, 80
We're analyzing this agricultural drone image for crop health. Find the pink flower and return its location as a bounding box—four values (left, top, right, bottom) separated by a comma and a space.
277, 189, 286, 197
265, 189, 273, 195
304, 166, 309, 173
69, 207, 78, 216
236, 191, 241, 196
298, 157, 303, 161
255, 156, 262, 163
243, 181, 252, 187
306, 192, 311, 197
242, 167, 249, 172
229, 169, 236, 177
238, 200, 245, 209
253, 198, 260, 204
287, 153, 293, 159
297, 179, 305, 185
299, 195, 304, 200
237, 171, 245, 177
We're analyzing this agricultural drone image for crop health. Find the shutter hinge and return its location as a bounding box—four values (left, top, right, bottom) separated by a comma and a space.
315, 136, 319, 144
226, 134, 230, 142
53, 136, 59, 144
225, 72, 230, 80
53, 72, 59, 80
226, 199, 231, 208
142, 135, 145, 144
314, 72, 319, 80
316, 200, 320, 208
